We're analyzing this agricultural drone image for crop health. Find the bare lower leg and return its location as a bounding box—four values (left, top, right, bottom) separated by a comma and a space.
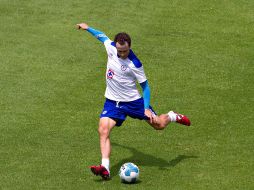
98, 117, 116, 172
147, 114, 171, 130
100, 135, 111, 172
100, 136, 111, 159
98, 118, 115, 158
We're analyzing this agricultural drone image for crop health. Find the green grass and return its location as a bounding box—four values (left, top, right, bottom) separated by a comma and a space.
0, 0, 253, 189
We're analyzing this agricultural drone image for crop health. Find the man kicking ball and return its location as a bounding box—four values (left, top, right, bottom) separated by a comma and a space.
76, 23, 191, 180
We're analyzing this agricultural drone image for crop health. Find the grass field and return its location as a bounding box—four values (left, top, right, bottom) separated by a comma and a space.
0, 0, 253, 189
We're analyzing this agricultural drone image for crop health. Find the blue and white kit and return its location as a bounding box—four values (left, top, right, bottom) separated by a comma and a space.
87, 27, 156, 126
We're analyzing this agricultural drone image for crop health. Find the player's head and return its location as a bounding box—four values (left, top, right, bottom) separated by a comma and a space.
114, 32, 131, 59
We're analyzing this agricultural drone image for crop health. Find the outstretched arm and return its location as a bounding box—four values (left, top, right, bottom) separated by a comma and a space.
76, 23, 109, 43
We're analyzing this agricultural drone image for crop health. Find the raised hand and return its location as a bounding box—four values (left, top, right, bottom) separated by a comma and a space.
76, 23, 89, 30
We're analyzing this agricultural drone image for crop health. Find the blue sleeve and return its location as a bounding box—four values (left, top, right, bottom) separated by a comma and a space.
140, 80, 150, 109
86, 27, 109, 43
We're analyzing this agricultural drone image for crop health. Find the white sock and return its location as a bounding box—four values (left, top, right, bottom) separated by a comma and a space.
101, 158, 110, 172
168, 111, 177, 122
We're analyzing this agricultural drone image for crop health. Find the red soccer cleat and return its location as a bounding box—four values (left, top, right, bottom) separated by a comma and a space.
90, 165, 110, 180
170, 111, 191, 126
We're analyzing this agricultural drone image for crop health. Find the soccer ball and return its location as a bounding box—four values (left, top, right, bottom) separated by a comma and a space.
119, 162, 139, 183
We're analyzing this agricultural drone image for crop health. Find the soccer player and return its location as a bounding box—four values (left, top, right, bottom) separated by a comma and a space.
76, 23, 191, 180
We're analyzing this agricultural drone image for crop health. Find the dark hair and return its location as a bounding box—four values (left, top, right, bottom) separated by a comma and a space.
114, 32, 131, 47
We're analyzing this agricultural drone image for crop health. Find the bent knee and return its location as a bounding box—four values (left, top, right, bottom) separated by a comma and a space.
98, 123, 110, 136
150, 116, 168, 130
152, 123, 166, 130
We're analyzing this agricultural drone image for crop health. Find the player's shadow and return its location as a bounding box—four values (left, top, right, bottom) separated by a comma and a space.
110, 142, 198, 177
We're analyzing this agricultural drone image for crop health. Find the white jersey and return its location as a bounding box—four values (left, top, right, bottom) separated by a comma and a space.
103, 39, 147, 102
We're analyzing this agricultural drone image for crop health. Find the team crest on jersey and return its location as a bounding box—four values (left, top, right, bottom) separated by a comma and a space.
121, 65, 127, 71
107, 69, 114, 79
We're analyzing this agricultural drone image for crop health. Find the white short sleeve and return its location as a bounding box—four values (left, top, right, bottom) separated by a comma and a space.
131, 65, 147, 83
103, 39, 114, 55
